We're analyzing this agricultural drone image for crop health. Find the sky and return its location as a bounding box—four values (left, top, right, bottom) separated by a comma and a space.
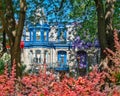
24, 0, 74, 24
43, 0, 73, 23
13, 0, 75, 25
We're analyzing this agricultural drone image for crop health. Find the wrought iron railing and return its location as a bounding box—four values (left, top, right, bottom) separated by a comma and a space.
29, 61, 69, 73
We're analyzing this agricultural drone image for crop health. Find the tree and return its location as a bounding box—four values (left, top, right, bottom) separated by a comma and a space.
69, 1, 97, 43
0, 0, 26, 78
69, 0, 120, 61
94, 0, 116, 59
113, 0, 120, 29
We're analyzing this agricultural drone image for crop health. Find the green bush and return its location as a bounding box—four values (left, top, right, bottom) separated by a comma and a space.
0, 59, 5, 74
115, 73, 120, 85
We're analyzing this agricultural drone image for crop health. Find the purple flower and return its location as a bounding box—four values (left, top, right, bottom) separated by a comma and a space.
72, 36, 99, 50
86, 42, 92, 47
76, 36, 80, 40
94, 39, 100, 48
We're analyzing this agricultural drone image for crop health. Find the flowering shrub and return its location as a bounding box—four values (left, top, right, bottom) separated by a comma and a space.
0, 60, 16, 96
0, 30, 120, 96
104, 30, 120, 85
0, 64, 120, 96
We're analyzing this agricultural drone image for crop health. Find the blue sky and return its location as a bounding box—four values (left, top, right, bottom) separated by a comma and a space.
13, 0, 74, 24
43, 0, 73, 23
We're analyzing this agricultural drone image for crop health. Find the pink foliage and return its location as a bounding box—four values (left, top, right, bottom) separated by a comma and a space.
0, 63, 119, 96
0, 30, 120, 96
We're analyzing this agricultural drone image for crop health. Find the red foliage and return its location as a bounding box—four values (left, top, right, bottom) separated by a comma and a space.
105, 30, 120, 83
0, 60, 16, 96
0, 63, 119, 96
0, 30, 120, 96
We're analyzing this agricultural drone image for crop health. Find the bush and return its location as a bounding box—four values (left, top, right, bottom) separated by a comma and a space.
0, 63, 120, 96
0, 59, 4, 74
0, 30, 120, 95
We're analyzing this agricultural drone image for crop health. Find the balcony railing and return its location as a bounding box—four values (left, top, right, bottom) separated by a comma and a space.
29, 61, 69, 73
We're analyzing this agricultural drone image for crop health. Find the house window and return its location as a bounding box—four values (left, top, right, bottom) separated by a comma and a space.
29, 50, 33, 64
25, 28, 30, 41
58, 51, 67, 66
36, 30, 41, 41
58, 30, 66, 41
44, 50, 48, 63
60, 31, 64, 40
44, 31, 47, 41
34, 50, 41, 64
30, 31, 33, 41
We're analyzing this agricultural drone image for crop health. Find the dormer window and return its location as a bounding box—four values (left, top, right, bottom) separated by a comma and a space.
41, 23, 49, 42
36, 30, 41, 41
44, 31, 47, 41
58, 30, 66, 41
25, 28, 30, 41
60, 31, 64, 40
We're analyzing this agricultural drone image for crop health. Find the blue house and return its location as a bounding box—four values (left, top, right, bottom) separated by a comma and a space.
21, 23, 76, 72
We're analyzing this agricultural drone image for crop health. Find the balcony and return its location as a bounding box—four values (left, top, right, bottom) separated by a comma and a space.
24, 41, 72, 49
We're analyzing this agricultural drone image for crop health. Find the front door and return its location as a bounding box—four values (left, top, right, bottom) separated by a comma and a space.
77, 50, 87, 68
58, 51, 67, 67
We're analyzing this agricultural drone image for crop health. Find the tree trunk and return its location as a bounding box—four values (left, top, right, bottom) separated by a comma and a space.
94, 0, 116, 69
3, 0, 26, 78
2, 32, 7, 52
105, 0, 116, 51
11, 45, 22, 77
94, 0, 108, 59
0, 31, 7, 58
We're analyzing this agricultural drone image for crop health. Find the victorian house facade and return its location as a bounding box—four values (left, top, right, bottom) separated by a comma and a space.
21, 22, 76, 72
